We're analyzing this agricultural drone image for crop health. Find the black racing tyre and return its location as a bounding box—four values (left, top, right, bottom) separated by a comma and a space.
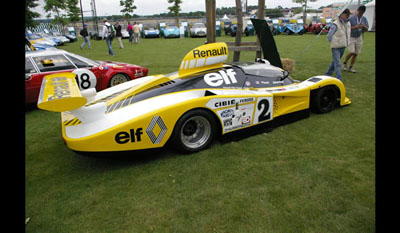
171, 109, 217, 153
109, 73, 129, 87
311, 86, 338, 114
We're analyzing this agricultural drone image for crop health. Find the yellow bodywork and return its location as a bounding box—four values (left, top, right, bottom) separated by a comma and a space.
37, 72, 87, 112
37, 42, 351, 153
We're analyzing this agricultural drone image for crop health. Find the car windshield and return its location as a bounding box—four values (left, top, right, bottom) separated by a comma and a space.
25, 58, 37, 74
65, 52, 100, 67
32, 54, 76, 72
193, 23, 205, 28
233, 62, 284, 78
27, 34, 42, 40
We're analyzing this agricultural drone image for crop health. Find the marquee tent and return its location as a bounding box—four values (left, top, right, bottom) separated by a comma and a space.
364, 0, 375, 31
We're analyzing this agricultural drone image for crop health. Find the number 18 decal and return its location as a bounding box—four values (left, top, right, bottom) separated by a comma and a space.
72, 68, 97, 91
253, 97, 273, 124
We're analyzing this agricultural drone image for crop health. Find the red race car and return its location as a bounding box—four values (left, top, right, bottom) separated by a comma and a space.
25, 49, 148, 104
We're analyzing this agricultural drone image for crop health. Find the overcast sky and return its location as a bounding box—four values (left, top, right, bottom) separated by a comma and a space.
33, 0, 343, 18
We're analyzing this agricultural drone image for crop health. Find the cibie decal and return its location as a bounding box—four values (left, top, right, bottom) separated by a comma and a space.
146, 116, 167, 144
204, 69, 237, 87
206, 97, 255, 110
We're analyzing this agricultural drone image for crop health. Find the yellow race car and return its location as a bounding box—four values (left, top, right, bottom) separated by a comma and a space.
37, 19, 351, 155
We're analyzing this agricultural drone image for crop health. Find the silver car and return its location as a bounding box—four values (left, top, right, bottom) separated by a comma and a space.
190, 23, 207, 37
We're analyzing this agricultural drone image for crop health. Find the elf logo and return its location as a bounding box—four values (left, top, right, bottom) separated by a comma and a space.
204, 69, 237, 87
115, 128, 143, 144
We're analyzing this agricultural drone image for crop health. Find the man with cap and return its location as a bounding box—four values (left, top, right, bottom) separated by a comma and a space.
325, 8, 351, 80
79, 23, 90, 49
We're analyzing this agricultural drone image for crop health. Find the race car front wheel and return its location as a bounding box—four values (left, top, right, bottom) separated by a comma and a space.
171, 109, 217, 153
311, 86, 338, 114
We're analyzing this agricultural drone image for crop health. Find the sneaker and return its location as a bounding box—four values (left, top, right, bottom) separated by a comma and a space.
349, 67, 356, 73
342, 63, 348, 71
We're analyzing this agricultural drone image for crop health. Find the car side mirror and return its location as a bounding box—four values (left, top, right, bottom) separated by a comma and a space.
281, 70, 289, 80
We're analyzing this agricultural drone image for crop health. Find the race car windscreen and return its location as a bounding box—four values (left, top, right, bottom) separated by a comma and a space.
232, 62, 294, 87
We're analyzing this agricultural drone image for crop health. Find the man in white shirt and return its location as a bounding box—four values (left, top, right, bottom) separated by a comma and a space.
102, 18, 115, 56
325, 9, 351, 80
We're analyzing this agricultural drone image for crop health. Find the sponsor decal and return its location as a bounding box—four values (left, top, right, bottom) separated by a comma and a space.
48, 77, 71, 100
220, 109, 234, 118
206, 97, 255, 109
193, 46, 227, 58
204, 69, 237, 87
115, 128, 143, 144
216, 103, 254, 133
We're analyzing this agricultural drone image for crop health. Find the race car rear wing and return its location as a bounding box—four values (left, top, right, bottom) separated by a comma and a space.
37, 72, 87, 112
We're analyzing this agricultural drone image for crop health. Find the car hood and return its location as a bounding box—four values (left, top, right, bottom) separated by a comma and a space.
97, 61, 142, 70
191, 28, 206, 32
165, 28, 178, 32
145, 30, 159, 33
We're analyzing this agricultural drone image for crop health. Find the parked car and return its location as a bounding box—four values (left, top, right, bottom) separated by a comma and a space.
228, 24, 252, 37
121, 29, 130, 39
163, 26, 180, 38
144, 28, 160, 38
282, 23, 304, 35
190, 23, 207, 37
25, 49, 148, 104
26, 33, 57, 47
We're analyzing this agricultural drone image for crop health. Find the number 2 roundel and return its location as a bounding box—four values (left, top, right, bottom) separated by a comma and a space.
253, 97, 273, 124
72, 68, 97, 91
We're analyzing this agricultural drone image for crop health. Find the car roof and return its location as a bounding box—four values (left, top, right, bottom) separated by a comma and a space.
25, 48, 67, 58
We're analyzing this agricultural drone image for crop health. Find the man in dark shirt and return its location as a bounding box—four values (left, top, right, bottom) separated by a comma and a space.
79, 23, 91, 49
115, 21, 124, 49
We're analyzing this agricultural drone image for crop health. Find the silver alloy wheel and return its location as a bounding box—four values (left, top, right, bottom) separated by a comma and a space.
109, 74, 128, 87
180, 116, 211, 149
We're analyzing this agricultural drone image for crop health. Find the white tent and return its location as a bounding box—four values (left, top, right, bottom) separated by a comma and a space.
364, 0, 375, 31
222, 14, 230, 21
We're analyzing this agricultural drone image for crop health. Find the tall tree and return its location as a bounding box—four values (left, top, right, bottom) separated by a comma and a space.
120, 0, 137, 20
233, 0, 243, 62
292, 0, 317, 24
26, 0, 41, 28
44, 0, 68, 32
66, 0, 80, 26
167, 0, 182, 25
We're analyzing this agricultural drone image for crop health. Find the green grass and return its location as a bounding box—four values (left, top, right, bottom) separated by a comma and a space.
26, 32, 375, 232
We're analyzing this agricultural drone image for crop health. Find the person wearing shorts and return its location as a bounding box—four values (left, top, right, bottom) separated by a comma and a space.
343, 5, 369, 73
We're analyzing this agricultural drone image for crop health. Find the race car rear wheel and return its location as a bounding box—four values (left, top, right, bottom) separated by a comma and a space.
172, 109, 216, 153
109, 73, 129, 87
311, 86, 338, 113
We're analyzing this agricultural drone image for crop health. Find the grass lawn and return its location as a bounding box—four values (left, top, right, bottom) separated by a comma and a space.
26, 32, 375, 232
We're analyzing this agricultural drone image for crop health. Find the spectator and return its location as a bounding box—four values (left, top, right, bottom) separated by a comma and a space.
79, 23, 90, 49
133, 22, 141, 44
102, 18, 115, 56
325, 9, 351, 80
343, 5, 369, 73
114, 21, 124, 49
127, 21, 133, 44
